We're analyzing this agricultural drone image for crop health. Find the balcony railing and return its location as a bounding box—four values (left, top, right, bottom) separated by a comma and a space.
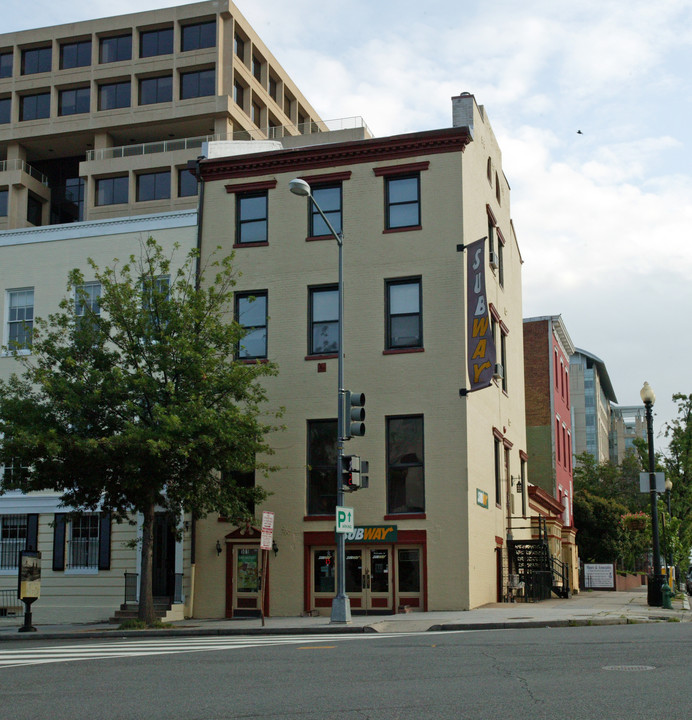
0, 159, 49, 186
85, 116, 372, 162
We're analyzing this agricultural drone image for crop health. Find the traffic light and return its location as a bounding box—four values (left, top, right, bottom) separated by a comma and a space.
345, 390, 366, 438
359, 459, 369, 489
342, 455, 361, 491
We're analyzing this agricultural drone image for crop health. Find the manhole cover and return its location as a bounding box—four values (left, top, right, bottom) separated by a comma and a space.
602, 665, 656, 672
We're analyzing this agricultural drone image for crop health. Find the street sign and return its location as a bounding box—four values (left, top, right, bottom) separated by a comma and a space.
639, 472, 665, 493
260, 511, 274, 551
335, 506, 354, 533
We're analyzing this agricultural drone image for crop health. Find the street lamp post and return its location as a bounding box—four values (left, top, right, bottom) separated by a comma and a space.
640, 381, 662, 607
289, 178, 351, 624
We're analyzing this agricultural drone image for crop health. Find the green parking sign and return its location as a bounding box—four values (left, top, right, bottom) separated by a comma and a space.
335, 506, 354, 533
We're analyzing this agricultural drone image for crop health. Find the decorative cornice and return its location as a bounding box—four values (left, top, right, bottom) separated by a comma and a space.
200, 127, 472, 183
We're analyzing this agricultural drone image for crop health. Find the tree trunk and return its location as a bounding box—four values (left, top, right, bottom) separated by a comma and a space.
138, 500, 156, 624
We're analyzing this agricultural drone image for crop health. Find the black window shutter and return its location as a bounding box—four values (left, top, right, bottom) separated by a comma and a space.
52, 513, 66, 571
98, 513, 111, 570
26, 514, 38, 552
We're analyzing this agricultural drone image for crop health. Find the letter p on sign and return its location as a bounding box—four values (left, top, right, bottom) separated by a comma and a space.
335, 506, 354, 533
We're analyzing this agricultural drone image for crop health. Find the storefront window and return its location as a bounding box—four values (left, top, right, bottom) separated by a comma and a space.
313, 549, 335, 593
398, 548, 421, 593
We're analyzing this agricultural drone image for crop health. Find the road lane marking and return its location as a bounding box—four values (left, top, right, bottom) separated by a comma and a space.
0, 630, 469, 669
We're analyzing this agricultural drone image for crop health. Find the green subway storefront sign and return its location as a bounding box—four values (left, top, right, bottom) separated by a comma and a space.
337, 525, 398, 543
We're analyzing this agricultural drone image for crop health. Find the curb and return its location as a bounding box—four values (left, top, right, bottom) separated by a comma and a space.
1, 614, 687, 642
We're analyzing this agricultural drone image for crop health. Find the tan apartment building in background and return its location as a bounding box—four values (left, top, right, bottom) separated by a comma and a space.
0, 0, 348, 231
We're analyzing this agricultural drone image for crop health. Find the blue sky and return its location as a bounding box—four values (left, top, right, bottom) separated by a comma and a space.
7, 0, 692, 444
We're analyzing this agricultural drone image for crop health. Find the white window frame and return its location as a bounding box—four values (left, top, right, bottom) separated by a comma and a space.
0, 514, 28, 574
5, 287, 34, 355
65, 513, 100, 575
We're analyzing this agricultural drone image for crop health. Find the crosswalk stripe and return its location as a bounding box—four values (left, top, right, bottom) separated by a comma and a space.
0, 630, 465, 669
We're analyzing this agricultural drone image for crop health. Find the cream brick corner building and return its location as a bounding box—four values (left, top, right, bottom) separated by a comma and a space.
192, 93, 531, 617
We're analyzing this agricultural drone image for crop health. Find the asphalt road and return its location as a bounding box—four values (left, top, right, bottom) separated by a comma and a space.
0, 624, 690, 719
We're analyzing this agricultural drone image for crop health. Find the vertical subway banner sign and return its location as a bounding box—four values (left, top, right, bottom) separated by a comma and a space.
466, 238, 496, 391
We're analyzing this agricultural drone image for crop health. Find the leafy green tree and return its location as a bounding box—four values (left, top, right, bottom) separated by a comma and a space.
573, 451, 646, 513
663, 393, 692, 566
573, 490, 629, 564
0, 239, 279, 623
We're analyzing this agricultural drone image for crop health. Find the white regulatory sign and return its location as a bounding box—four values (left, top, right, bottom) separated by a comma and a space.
335, 506, 354, 533
260, 511, 275, 551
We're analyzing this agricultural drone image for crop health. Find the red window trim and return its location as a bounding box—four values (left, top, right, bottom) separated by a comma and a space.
298, 171, 352, 184
383, 513, 426, 520
225, 179, 277, 194
233, 241, 269, 249
382, 347, 424, 356
383, 225, 422, 234
373, 161, 430, 177
305, 353, 338, 361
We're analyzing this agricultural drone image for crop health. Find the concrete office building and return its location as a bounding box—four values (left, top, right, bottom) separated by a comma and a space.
609, 404, 647, 465
570, 348, 617, 464
0, 0, 334, 232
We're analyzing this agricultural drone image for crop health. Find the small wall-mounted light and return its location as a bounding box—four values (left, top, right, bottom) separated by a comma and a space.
183, 521, 190, 532
272, 540, 279, 557
216, 540, 222, 556
516, 480, 523, 494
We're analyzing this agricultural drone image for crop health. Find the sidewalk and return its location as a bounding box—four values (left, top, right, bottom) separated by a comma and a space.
0, 588, 688, 641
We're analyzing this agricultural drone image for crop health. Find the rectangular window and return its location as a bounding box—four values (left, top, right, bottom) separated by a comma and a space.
269, 76, 278, 101
27, 194, 42, 226
309, 184, 342, 237
0, 52, 12, 78
137, 171, 171, 202
500, 330, 508, 392
386, 175, 420, 229
178, 168, 197, 197
225, 469, 256, 517
498, 240, 504, 287
233, 81, 244, 107
313, 549, 335, 593
20, 93, 50, 121
0, 189, 7, 216
21, 46, 51, 75
68, 514, 100, 569
140, 27, 173, 58
307, 419, 337, 515
0, 97, 9, 124
386, 278, 422, 349
252, 55, 262, 82
234, 34, 245, 60
251, 101, 261, 126
139, 75, 172, 105
309, 286, 338, 355
520, 457, 527, 517
58, 87, 90, 116
236, 191, 268, 244
99, 34, 132, 63
75, 282, 101, 318
494, 436, 502, 506
181, 21, 216, 52
7, 288, 34, 350
60, 40, 91, 69
387, 415, 425, 514
488, 216, 495, 256
98, 81, 131, 110
236, 291, 268, 359
0, 515, 28, 570
180, 69, 215, 99
96, 176, 128, 206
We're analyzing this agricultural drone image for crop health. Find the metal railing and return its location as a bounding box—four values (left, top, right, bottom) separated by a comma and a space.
85, 116, 372, 162
124, 572, 138, 603
0, 159, 49, 186
0, 588, 21, 616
